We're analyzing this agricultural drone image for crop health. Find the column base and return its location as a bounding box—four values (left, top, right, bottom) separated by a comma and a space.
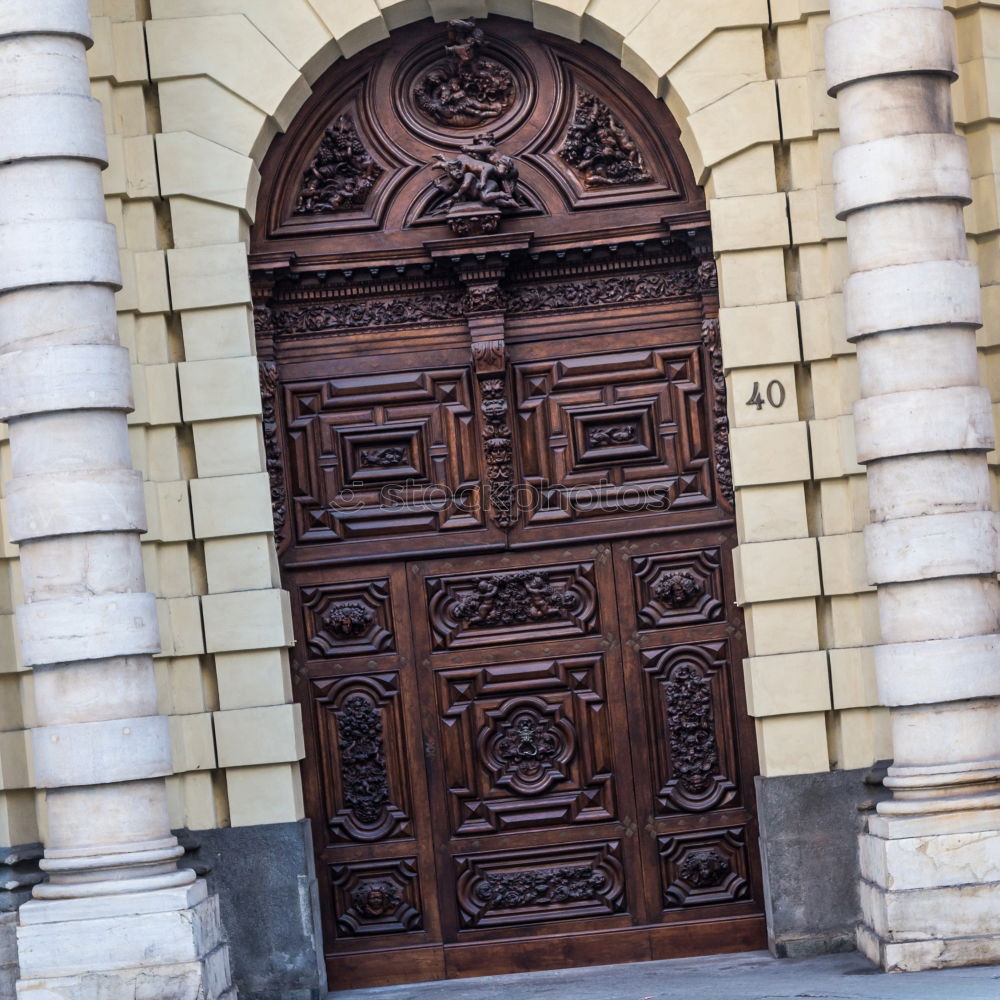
858, 810, 1000, 971
15, 879, 235, 999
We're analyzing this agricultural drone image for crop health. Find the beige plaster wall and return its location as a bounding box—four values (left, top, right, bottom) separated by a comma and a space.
11, 0, 981, 842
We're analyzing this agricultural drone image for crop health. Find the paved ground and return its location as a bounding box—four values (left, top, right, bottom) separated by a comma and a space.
331, 950, 1000, 999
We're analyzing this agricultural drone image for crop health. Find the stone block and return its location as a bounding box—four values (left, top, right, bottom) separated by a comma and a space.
204, 535, 276, 595
582, 0, 658, 57
735, 483, 809, 543
717, 247, 788, 307
214, 648, 292, 712
705, 145, 778, 198
719, 301, 800, 369
192, 417, 264, 478
180, 306, 255, 362
201, 588, 292, 653
809, 415, 863, 479
730, 421, 811, 486
744, 597, 820, 656
728, 366, 798, 427
309, 0, 389, 58
818, 531, 871, 596
755, 711, 830, 777
533, 0, 588, 42
829, 646, 878, 709
178, 356, 262, 422
190, 472, 274, 539
156, 132, 259, 212
688, 81, 780, 169
170, 712, 217, 773
167, 243, 252, 312
827, 707, 890, 772
214, 704, 304, 768
225, 762, 304, 827
168, 198, 250, 250
711, 192, 789, 253
744, 650, 831, 717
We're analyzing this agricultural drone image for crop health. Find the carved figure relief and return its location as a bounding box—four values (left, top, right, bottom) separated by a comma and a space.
336, 695, 390, 827
559, 91, 652, 187
360, 447, 408, 468
331, 859, 423, 936
653, 571, 702, 609
586, 423, 638, 448
678, 848, 730, 889
665, 665, 721, 799
322, 602, 374, 639
353, 878, 401, 917
431, 132, 523, 235
453, 571, 577, 627
294, 114, 383, 215
413, 19, 515, 127
474, 865, 605, 911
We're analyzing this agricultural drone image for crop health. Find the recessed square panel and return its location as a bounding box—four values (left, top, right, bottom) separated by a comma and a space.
339, 426, 425, 485
572, 406, 657, 466
659, 827, 750, 909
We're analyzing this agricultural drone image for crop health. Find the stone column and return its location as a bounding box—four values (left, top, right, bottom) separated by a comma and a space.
0, 2, 234, 996
826, 0, 1000, 972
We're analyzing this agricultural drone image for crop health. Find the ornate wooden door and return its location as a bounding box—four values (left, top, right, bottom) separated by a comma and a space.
251, 16, 765, 990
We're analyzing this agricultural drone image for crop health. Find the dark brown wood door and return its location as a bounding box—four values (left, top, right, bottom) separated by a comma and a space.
250, 15, 764, 991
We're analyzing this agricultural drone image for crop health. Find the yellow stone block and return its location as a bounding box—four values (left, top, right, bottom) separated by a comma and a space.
829, 646, 878, 710
204, 535, 277, 595
827, 592, 881, 648
533, 0, 588, 41
167, 243, 252, 311
192, 417, 265, 479
169, 199, 251, 250
582, 0, 658, 57
719, 301, 801, 369
818, 477, 869, 536
215, 648, 293, 711
704, 145, 778, 199
717, 247, 788, 307
826, 707, 891, 772
687, 81, 780, 169
215, 703, 304, 768
819, 532, 872, 596
730, 421, 811, 486
180, 305, 255, 362
111, 20, 149, 84
202, 587, 293, 653
734, 537, 821, 604
744, 650, 831, 717
190, 472, 274, 538
736, 483, 809, 543
755, 712, 830, 777
144, 364, 181, 426
156, 595, 206, 656
178, 356, 263, 422
226, 762, 304, 827
310, 0, 390, 58
0, 789, 39, 847
729, 366, 799, 427
162, 655, 211, 715
157, 131, 260, 211
710, 192, 790, 253
668, 29, 768, 116
809, 415, 863, 480
169, 712, 217, 773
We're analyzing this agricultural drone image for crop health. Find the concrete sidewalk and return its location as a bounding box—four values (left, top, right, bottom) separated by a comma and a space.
331, 950, 1000, 999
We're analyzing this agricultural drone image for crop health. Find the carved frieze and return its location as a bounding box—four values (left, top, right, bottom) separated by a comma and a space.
559, 91, 652, 187
453, 570, 578, 627
413, 19, 515, 127
506, 268, 701, 314
294, 114, 383, 215
474, 865, 606, 911
701, 317, 734, 505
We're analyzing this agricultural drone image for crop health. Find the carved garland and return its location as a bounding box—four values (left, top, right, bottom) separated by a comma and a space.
701, 317, 734, 506
258, 362, 288, 542
473, 865, 605, 910
664, 665, 721, 798
335, 695, 390, 827
453, 570, 577, 627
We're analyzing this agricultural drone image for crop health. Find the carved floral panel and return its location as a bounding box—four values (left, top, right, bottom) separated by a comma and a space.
312, 673, 414, 843
330, 858, 424, 936
426, 561, 600, 650
658, 828, 750, 909
455, 840, 625, 928
435, 655, 618, 835
640, 642, 738, 815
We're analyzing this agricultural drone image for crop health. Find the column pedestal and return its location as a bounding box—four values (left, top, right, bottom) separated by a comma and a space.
16, 883, 234, 1000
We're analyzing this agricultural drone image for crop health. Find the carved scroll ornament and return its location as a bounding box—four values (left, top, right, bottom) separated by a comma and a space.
559, 91, 652, 187
294, 114, 383, 215
413, 19, 515, 127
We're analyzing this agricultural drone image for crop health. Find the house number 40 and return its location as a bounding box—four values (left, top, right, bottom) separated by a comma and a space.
746, 380, 786, 410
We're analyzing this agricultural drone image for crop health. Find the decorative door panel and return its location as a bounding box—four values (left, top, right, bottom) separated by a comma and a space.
280, 364, 496, 559
255, 15, 764, 989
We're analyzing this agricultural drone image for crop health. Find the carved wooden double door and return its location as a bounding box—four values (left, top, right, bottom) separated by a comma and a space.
250, 15, 764, 989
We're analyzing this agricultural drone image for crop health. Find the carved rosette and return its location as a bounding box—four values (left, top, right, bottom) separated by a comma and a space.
452, 570, 578, 627
701, 317, 733, 506
413, 19, 515, 128
478, 697, 576, 795
258, 362, 288, 542
335, 695, 390, 828
559, 91, 652, 187
664, 665, 721, 799
294, 114, 383, 215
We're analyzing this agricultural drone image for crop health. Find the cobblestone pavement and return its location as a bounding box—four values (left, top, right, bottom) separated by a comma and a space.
331, 949, 1000, 999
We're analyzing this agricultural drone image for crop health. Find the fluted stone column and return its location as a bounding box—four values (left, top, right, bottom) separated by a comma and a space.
826, 0, 1000, 972
0, 3, 234, 996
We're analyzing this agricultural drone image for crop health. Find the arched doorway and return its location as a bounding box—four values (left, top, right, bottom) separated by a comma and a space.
251, 16, 764, 989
